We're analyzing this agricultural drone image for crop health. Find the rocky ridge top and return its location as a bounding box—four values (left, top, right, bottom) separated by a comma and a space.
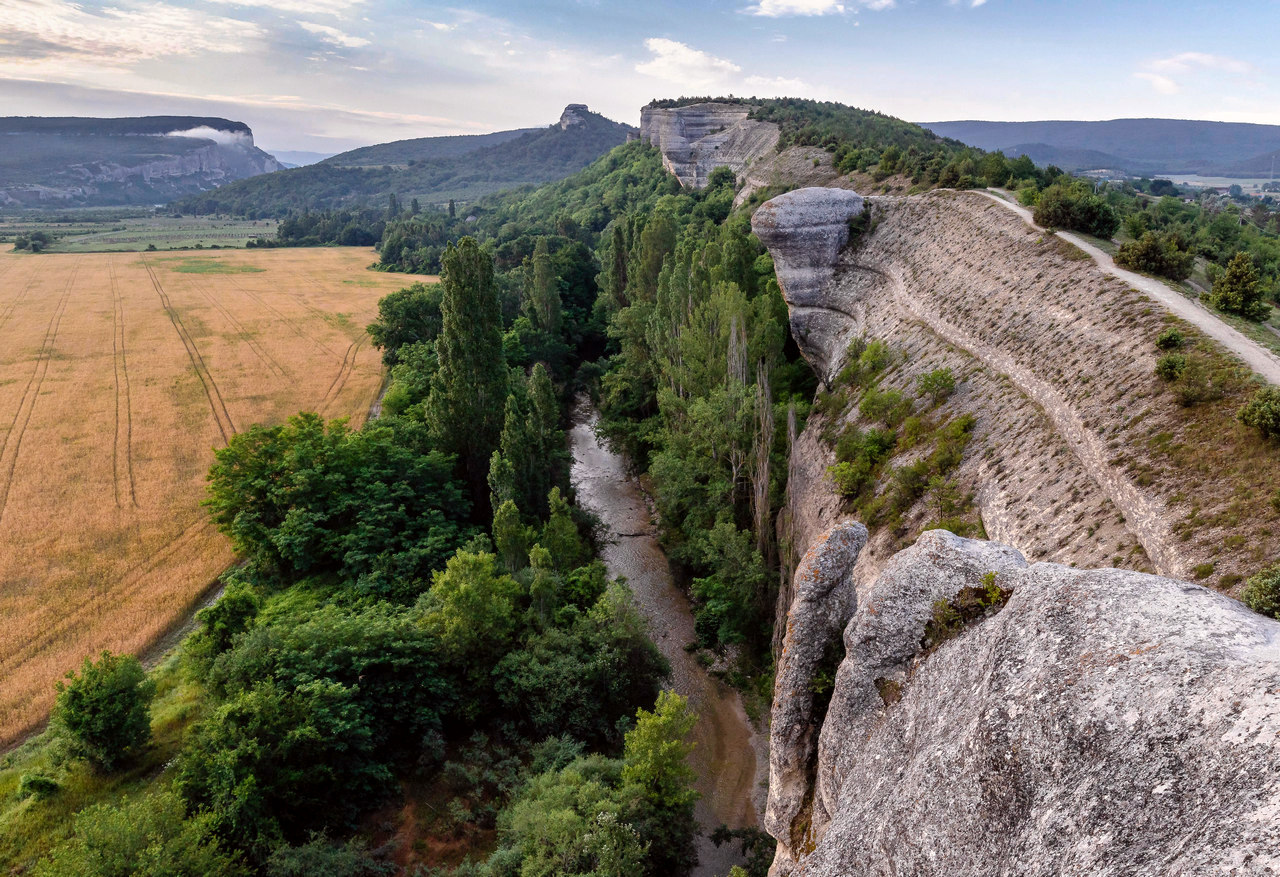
639, 102, 780, 188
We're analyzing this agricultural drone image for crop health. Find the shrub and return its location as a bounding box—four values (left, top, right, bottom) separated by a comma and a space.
1241, 564, 1280, 619
17, 773, 60, 801
1155, 353, 1186, 381
1238, 387, 1280, 440
1115, 232, 1195, 281
1207, 252, 1271, 321
52, 651, 155, 772
1172, 356, 1224, 406
1155, 328, 1184, 350
34, 792, 246, 877
916, 367, 956, 404
859, 387, 912, 426
1032, 184, 1120, 237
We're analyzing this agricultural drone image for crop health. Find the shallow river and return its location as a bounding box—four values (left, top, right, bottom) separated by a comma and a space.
569, 402, 760, 877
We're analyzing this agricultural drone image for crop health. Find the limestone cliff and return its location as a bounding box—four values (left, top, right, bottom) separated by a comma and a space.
768, 528, 1280, 875
639, 102, 780, 188
0, 116, 283, 206
758, 185, 1280, 874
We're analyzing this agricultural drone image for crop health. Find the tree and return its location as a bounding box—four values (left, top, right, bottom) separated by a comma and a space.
540, 487, 590, 572
493, 499, 530, 573
620, 691, 700, 877
525, 237, 563, 336
417, 549, 523, 668
1115, 232, 1195, 281
52, 651, 155, 772
426, 238, 509, 519
365, 283, 443, 366
35, 792, 247, 877
1208, 252, 1271, 321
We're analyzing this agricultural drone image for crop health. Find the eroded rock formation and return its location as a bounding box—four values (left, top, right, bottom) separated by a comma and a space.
639, 102, 780, 188
750, 187, 865, 378
769, 528, 1280, 875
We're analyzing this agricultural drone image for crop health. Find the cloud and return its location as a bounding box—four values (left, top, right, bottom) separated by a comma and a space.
0, 0, 260, 67
1134, 72, 1178, 95
745, 0, 844, 15
744, 74, 807, 94
1149, 51, 1256, 76
299, 21, 370, 47
202, 0, 364, 15
1135, 51, 1256, 96
635, 38, 741, 90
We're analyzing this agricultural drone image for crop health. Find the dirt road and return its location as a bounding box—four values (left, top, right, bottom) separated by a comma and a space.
981, 189, 1280, 386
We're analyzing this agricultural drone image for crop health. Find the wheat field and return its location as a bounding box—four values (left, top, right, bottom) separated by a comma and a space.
0, 247, 425, 748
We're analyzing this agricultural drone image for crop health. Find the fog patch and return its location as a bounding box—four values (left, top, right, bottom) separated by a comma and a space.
166, 126, 249, 146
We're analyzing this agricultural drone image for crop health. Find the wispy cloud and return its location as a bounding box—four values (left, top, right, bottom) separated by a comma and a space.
202, 0, 365, 16
1136, 51, 1256, 95
745, 0, 845, 15
0, 0, 260, 67
299, 21, 369, 48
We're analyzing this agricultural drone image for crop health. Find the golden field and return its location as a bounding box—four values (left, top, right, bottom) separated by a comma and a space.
0, 247, 424, 748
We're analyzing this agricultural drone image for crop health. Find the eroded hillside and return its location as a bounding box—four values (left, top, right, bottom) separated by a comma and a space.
764, 188, 1280, 600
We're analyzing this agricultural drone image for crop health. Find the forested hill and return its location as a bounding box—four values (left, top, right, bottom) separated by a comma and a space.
922, 118, 1280, 176
176, 105, 634, 217
322, 127, 540, 167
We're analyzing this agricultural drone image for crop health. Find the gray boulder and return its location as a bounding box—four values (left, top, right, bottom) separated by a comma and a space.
769, 529, 1280, 876
750, 187, 865, 379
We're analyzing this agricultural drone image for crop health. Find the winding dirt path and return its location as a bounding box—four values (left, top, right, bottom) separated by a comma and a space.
569, 403, 760, 877
980, 189, 1280, 387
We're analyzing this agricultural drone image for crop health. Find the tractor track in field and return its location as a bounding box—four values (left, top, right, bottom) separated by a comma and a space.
319, 338, 365, 416
188, 276, 288, 378
108, 257, 138, 509
141, 257, 236, 444
0, 262, 39, 337
225, 275, 340, 359
0, 259, 79, 525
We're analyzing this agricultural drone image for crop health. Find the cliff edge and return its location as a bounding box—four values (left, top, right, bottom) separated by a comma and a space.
640, 102, 779, 188
768, 527, 1280, 875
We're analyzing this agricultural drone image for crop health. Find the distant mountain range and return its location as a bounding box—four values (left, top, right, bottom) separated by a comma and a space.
922, 118, 1280, 178
178, 105, 635, 216
0, 116, 283, 207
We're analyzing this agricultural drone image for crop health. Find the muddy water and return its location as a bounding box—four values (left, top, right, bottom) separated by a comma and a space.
569, 403, 759, 877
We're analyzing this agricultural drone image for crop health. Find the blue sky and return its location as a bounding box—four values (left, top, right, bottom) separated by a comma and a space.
1, 0, 1276, 152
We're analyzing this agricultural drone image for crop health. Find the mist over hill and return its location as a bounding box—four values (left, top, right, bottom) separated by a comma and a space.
922, 118, 1280, 177
0, 116, 283, 207
177, 105, 635, 216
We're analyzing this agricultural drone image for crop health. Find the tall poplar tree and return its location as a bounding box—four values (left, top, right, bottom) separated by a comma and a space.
427, 237, 508, 519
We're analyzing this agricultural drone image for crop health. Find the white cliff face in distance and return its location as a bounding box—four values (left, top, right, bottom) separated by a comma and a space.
639, 102, 780, 188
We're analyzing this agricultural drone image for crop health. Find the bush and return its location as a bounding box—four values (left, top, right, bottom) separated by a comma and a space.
34, 792, 246, 877
916, 367, 956, 403
1155, 353, 1186, 381
1171, 355, 1225, 406
52, 651, 155, 772
1155, 328, 1184, 350
17, 773, 60, 800
1115, 232, 1195, 281
1241, 564, 1280, 619
1031, 184, 1120, 237
1238, 387, 1280, 440
859, 387, 912, 427
1207, 252, 1271, 321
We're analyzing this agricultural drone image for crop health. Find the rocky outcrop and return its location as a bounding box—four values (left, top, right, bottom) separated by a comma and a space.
768, 528, 1280, 875
559, 104, 590, 130
750, 188, 865, 378
766, 522, 867, 860
639, 102, 780, 188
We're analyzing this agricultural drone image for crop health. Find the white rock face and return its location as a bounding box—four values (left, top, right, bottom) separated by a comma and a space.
768, 528, 1280, 876
639, 102, 780, 188
750, 187, 865, 378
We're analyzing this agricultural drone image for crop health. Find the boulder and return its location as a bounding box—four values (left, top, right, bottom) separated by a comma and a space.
767, 528, 1280, 875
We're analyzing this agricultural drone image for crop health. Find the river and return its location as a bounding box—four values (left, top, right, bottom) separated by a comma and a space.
569, 402, 761, 877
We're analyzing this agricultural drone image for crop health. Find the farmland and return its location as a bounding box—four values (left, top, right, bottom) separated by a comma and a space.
0, 247, 423, 748
0, 213, 277, 253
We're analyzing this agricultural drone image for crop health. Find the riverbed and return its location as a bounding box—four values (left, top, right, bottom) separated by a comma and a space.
569, 402, 761, 877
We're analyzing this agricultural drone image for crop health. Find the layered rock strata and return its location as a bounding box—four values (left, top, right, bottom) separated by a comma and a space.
639, 102, 780, 188
768, 528, 1280, 875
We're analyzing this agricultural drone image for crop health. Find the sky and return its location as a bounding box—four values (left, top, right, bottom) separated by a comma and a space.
1, 0, 1277, 153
